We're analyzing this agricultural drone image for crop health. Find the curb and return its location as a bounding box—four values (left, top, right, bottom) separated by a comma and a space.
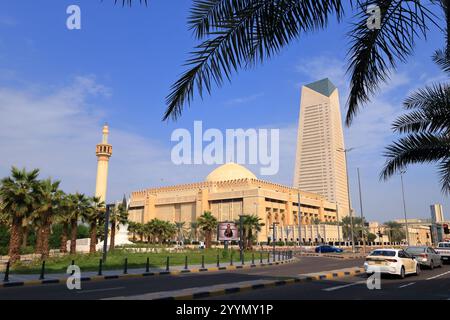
0, 259, 296, 289
154, 267, 365, 300
299, 253, 367, 260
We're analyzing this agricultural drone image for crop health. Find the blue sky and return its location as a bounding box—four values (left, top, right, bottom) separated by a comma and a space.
0, 1, 447, 222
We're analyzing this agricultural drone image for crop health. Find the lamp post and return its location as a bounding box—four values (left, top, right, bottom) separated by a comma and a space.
102, 204, 114, 263
270, 222, 279, 260
336, 203, 341, 247
400, 170, 410, 246
357, 168, 367, 254
337, 147, 356, 253
297, 191, 303, 254
238, 215, 246, 264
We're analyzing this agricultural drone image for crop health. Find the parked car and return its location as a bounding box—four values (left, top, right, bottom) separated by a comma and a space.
405, 246, 443, 269
364, 249, 420, 279
315, 245, 343, 253
435, 242, 450, 264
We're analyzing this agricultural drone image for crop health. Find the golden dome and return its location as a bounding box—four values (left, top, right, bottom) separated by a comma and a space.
205, 163, 257, 182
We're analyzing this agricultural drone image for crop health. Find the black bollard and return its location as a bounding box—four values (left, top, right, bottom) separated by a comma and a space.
146, 257, 150, 273
260, 252, 263, 264
3, 261, 10, 282
184, 256, 188, 270
267, 252, 270, 263
166, 256, 170, 272
230, 252, 233, 266
201, 255, 205, 269
71, 259, 75, 275
241, 252, 245, 265
252, 253, 255, 266
39, 260, 46, 280
123, 258, 128, 274
216, 254, 220, 268
98, 259, 103, 276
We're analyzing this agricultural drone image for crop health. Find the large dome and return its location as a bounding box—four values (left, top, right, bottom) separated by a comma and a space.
205, 163, 257, 182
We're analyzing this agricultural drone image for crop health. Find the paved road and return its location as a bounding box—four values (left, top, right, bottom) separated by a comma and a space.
206, 264, 450, 300
0, 257, 363, 300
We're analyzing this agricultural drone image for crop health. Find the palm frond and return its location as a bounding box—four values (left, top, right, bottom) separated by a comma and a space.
392, 83, 450, 133
111, 0, 148, 6
165, 0, 343, 120
345, 0, 438, 126
433, 48, 450, 74
380, 132, 450, 180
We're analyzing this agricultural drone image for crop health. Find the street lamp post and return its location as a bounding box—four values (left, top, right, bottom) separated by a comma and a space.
357, 168, 367, 254
297, 191, 302, 255
239, 215, 245, 263
400, 171, 410, 246
102, 204, 114, 263
338, 147, 356, 253
270, 222, 279, 261
336, 203, 341, 247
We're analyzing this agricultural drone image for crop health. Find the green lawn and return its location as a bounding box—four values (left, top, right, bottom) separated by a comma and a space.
11, 248, 269, 274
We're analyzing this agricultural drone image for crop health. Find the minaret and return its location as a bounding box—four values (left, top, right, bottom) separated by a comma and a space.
95, 124, 112, 203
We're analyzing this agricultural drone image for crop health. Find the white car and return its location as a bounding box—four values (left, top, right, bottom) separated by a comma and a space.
364, 249, 420, 279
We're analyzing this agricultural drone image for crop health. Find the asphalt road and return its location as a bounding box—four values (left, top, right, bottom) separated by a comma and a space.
0, 257, 363, 300
206, 264, 450, 300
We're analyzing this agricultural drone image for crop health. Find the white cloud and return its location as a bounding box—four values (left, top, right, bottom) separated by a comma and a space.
0, 76, 216, 202
224, 93, 265, 106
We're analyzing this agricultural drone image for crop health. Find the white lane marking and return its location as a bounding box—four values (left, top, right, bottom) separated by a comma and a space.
399, 282, 415, 289
426, 271, 450, 281
323, 280, 366, 292
76, 287, 124, 294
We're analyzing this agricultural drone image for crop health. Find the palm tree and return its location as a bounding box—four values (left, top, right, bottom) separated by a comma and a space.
128, 221, 138, 242
33, 178, 63, 259
190, 221, 199, 242
68, 193, 90, 254
384, 221, 406, 243
55, 193, 72, 253
175, 221, 186, 243
82, 196, 105, 254
242, 215, 264, 249
109, 197, 129, 251
0, 167, 40, 263
117, 1, 445, 125
381, 50, 450, 192
197, 211, 218, 249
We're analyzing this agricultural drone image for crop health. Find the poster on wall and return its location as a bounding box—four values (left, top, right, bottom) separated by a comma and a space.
218, 222, 239, 241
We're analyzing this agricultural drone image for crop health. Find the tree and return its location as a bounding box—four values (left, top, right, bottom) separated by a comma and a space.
341, 216, 368, 242
128, 221, 138, 242
33, 178, 63, 259
0, 167, 40, 263
68, 193, 90, 254
55, 193, 73, 253
82, 196, 105, 253
381, 50, 450, 192
116, 1, 445, 125
241, 215, 265, 249
109, 196, 129, 251
190, 221, 199, 242
367, 233, 377, 242
175, 221, 186, 243
384, 221, 405, 243
197, 211, 218, 249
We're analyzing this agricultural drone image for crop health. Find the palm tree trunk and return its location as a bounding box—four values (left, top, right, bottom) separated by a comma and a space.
8, 216, 22, 263
35, 227, 43, 255
70, 218, 77, 254
109, 221, 116, 251
41, 222, 51, 260
60, 222, 69, 253
22, 225, 28, 248
205, 230, 211, 249
89, 222, 97, 253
